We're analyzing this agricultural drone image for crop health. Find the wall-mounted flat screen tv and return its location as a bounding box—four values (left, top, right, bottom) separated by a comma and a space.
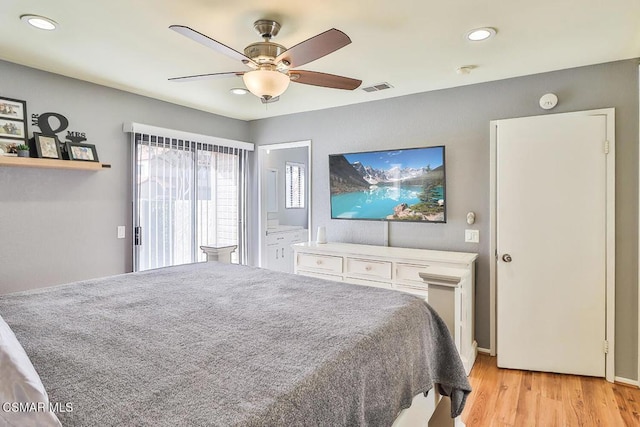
329, 146, 446, 222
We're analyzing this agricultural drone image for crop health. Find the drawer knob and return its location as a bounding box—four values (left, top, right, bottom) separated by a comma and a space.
365, 265, 372, 271
316, 259, 322, 265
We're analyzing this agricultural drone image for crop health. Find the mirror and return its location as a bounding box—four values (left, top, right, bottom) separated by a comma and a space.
266, 169, 278, 213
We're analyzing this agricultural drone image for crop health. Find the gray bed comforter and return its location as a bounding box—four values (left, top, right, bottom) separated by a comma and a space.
0, 262, 471, 426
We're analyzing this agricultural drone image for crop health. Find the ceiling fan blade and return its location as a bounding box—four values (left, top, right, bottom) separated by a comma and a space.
169, 25, 256, 66
290, 70, 362, 90
276, 29, 351, 68
168, 72, 244, 82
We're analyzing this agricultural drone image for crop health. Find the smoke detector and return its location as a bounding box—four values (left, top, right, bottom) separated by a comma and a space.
539, 93, 558, 110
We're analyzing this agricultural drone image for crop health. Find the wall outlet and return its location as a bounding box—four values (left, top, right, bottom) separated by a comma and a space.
117, 226, 126, 239
465, 229, 479, 243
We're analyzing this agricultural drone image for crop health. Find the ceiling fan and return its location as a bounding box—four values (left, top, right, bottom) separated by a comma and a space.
168, 20, 362, 103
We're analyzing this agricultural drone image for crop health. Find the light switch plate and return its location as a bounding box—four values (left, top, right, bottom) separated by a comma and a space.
465, 229, 479, 243
117, 226, 126, 239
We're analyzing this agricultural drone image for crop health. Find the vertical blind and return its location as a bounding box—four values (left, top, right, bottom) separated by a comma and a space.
285, 162, 305, 209
125, 123, 253, 272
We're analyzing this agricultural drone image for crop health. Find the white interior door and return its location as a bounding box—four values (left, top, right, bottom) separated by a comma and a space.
496, 113, 610, 377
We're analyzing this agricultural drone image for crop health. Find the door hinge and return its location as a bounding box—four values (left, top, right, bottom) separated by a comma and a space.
604, 140, 610, 154
603, 340, 609, 354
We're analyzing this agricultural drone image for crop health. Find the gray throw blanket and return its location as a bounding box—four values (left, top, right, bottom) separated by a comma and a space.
0, 262, 471, 426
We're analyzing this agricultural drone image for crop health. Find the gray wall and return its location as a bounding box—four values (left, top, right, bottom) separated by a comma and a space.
0, 59, 249, 294
263, 146, 308, 228
249, 59, 639, 379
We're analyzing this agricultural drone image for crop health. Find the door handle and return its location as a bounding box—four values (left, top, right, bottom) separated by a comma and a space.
502, 254, 512, 263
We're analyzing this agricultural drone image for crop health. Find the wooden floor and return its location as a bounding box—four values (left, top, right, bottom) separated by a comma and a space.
461, 354, 640, 426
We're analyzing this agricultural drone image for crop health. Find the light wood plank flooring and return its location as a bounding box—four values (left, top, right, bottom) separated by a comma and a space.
462, 354, 640, 426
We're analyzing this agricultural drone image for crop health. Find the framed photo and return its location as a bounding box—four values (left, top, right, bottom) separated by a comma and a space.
0, 138, 19, 156
66, 142, 99, 162
0, 97, 26, 121
34, 133, 63, 159
0, 97, 28, 147
0, 118, 26, 139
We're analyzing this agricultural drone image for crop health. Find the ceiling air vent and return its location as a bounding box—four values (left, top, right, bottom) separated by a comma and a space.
362, 82, 394, 93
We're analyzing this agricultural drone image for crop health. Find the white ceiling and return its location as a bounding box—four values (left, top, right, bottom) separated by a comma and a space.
1, 0, 639, 121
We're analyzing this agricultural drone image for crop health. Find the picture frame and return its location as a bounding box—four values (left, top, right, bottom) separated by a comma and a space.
0, 97, 26, 121
66, 142, 99, 162
0, 138, 19, 155
0, 118, 26, 140
33, 133, 63, 159
0, 97, 28, 147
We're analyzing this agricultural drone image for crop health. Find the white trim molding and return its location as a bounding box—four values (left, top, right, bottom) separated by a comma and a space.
489, 123, 497, 357
605, 108, 617, 383
477, 347, 491, 355
615, 376, 639, 388
123, 122, 254, 151
257, 140, 312, 268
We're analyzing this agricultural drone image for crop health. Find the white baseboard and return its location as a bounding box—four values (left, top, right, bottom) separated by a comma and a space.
615, 376, 639, 387
467, 341, 478, 375
477, 347, 491, 355
473, 348, 635, 386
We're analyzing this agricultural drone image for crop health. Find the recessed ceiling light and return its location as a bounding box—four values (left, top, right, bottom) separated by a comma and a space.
230, 88, 248, 95
20, 14, 58, 30
466, 27, 496, 41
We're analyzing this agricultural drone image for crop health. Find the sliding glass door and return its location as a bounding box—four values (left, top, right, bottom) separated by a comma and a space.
133, 134, 248, 271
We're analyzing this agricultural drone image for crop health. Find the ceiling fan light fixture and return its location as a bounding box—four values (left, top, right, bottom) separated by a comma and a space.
20, 14, 57, 30
466, 27, 496, 41
168, 22, 359, 100
242, 69, 290, 99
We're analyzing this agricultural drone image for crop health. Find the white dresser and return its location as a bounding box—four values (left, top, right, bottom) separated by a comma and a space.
292, 242, 478, 374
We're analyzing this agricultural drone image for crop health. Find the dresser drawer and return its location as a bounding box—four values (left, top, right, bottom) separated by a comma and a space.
345, 258, 392, 280
266, 233, 289, 246
396, 263, 430, 286
267, 229, 307, 246
296, 253, 343, 273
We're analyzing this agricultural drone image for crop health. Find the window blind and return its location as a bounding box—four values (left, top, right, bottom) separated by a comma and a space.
285, 162, 305, 209
125, 123, 253, 271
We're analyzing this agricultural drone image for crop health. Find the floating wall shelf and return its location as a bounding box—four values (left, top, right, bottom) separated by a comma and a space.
0, 156, 111, 171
